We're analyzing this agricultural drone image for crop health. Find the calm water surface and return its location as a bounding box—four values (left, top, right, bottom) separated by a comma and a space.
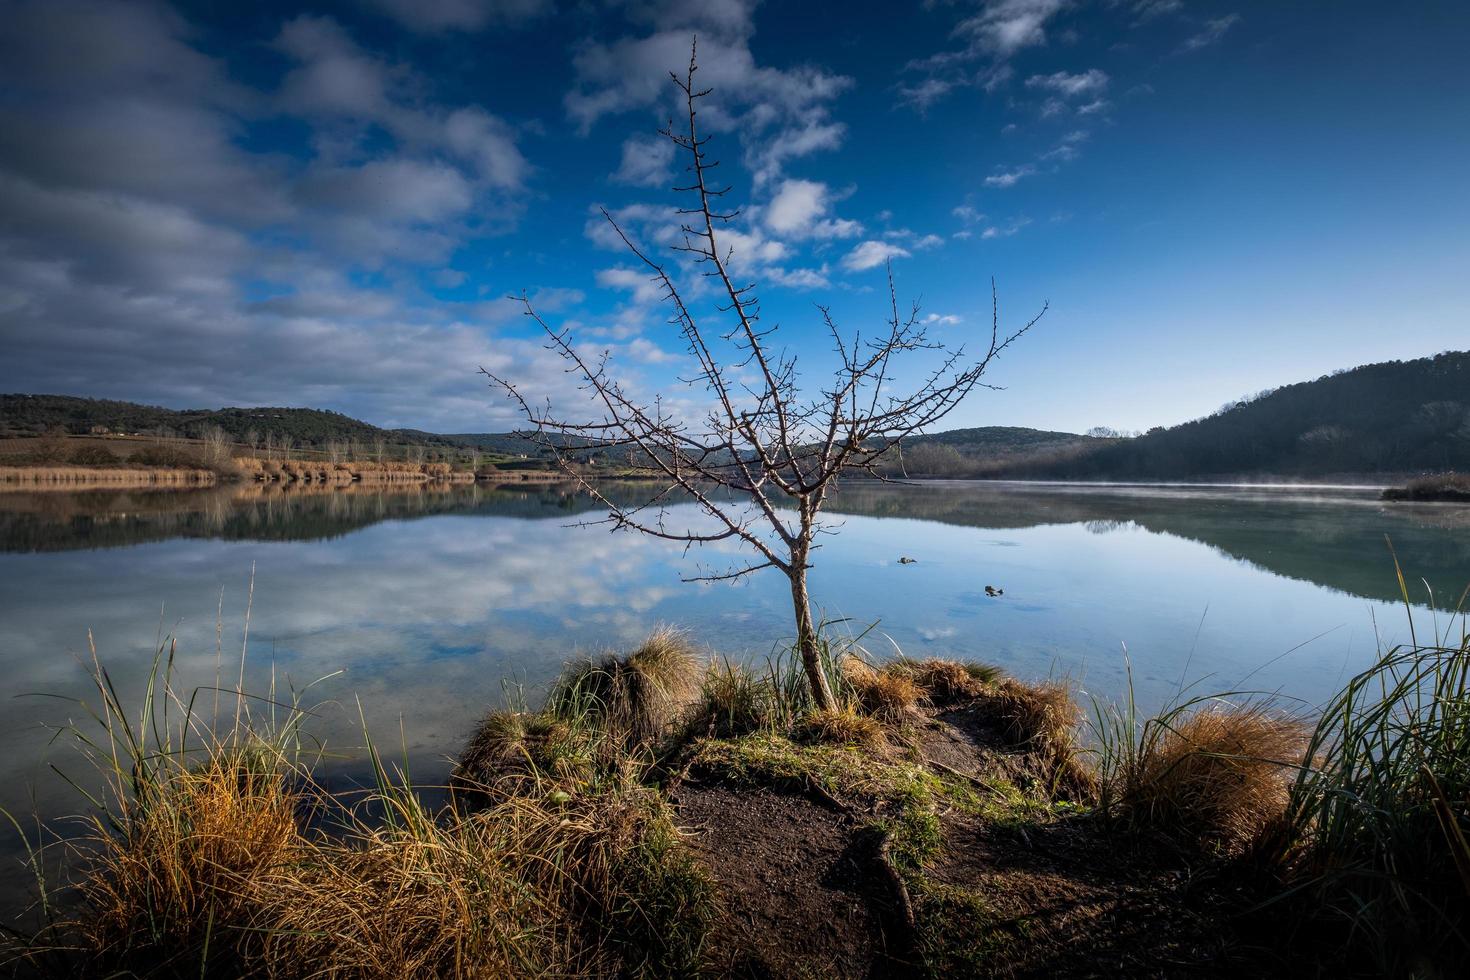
1, 480, 1467, 912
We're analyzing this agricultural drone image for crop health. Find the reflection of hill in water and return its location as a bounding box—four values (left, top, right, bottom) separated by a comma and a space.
824, 483, 1470, 607
0, 483, 597, 552
2, 481, 1466, 608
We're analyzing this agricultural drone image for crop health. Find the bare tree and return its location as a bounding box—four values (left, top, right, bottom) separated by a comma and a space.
324, 439, 348, 464
280, 434, 295, 462
199, 425, 232, 467
483, 47, 1044, 710
407, 444, 425, 466
263, 431, 276, 461
244, 428, 261, 456
374, 435, 388, 463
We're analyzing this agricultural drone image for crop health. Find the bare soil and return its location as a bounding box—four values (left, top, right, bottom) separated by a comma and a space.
674, 697, 1296, 979
673, 780, 908, 978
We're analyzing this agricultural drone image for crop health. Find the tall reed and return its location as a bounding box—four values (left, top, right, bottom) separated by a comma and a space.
1283, 568, 1470, 972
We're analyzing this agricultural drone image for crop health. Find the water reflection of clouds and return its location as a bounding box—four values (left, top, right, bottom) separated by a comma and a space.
2, 483, 1462, 913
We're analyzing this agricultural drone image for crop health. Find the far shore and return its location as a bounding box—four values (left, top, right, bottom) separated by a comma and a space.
0, 465, 1440, 496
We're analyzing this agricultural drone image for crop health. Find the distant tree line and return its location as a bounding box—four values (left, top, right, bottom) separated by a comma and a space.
0, 395, 471, 454
985, 352, 1470, 479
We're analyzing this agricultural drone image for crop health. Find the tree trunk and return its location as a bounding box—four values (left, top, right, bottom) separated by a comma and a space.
790, 565, 837, 712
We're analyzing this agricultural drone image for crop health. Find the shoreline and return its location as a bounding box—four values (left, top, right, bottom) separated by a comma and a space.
0, 465, 218, 490
9, 631, 1462, 976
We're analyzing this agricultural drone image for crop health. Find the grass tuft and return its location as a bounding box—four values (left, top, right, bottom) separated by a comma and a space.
977, 677, 1097, 800
1283, 614, 1470, 972
843, 656, 923, 725
547, 627, 702, 752
452, 709, 594, 802
887, 657, 1000, 702
795, 706, 887, 749
693, 657, 773, 738
1103, 703, 1307, 855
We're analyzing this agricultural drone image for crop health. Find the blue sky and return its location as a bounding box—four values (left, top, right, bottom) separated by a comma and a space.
1, 0, 1466, 434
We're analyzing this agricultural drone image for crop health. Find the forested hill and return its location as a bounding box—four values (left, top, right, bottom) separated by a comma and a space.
6, 351, 1468, 478
991, 352, 1470, 480
0, 395, 469, 450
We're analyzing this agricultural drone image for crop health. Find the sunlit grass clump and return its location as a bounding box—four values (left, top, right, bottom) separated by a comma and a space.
1092, 699, 1307, 855
7, 635, 715, 978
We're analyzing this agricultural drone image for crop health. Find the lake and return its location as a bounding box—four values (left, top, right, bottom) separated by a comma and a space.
1, 479, 1467, 914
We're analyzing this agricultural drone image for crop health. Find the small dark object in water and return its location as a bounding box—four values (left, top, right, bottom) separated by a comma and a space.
984, 585, 1005, 597
898, 556, 917, 564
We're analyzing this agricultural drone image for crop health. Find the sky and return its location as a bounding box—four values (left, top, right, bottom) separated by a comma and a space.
0, 0, 1466, 435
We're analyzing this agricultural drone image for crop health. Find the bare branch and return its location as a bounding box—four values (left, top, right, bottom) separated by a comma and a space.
479, 39, 1043, 712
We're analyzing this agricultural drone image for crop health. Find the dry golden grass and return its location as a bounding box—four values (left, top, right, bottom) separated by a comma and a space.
61, 742, 710, 977
1114, 705, 1308, 855
250, 806, 583, 978
884, 657, 1001, 701
842, 656, 923, 725
976, 677, 1098, 800
15, 626, 719, 978
548, 627, 702, 751
0, 465, 216, 490
237, 458, 466, 485
796, 706, 887, 749
452, 710, 593, 803
79, 744, 300, 965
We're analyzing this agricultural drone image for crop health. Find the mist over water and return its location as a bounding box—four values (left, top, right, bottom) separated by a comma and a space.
1, 480, 1466, 912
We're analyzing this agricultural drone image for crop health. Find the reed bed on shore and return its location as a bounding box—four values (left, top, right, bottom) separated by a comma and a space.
234, 458, 460, 485
0, 465, 217, 490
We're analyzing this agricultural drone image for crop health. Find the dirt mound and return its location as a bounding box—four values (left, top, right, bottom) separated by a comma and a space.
920, 807, 1271, 978
673, 780, 907, 978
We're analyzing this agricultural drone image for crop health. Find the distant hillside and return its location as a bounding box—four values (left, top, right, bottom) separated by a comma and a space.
0, 395, 469, 451
878, 426, 1097, 478
7, 351, 1468, 479
989, 352, 1470, 480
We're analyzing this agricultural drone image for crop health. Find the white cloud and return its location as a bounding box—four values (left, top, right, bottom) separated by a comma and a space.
981, 216, 1032, 238
766, 265, 831, 289
1025, 68, 1109, 98
1180, 13, 1241, 52
298, 158, 473, 222
565, 7, 852, 186
984, 166, 1035, 188
0, 2, 566, 430
952, 204, 986, 224
277, 17, 529, 194
764, 179, 862, 239
368, 0, 552, 33
596, 266, 664, 305
623, 336, 679, 364
922, 313, 963, 325
765, 178, 824, 234
1132, 0, 1183, 21
612, 133, 676, 187
277, 16, 390, 118
954, 0, 1069, 58
1076, 99, 1110, 115
842, 240, 911, 272
899, 1, 1068, 111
